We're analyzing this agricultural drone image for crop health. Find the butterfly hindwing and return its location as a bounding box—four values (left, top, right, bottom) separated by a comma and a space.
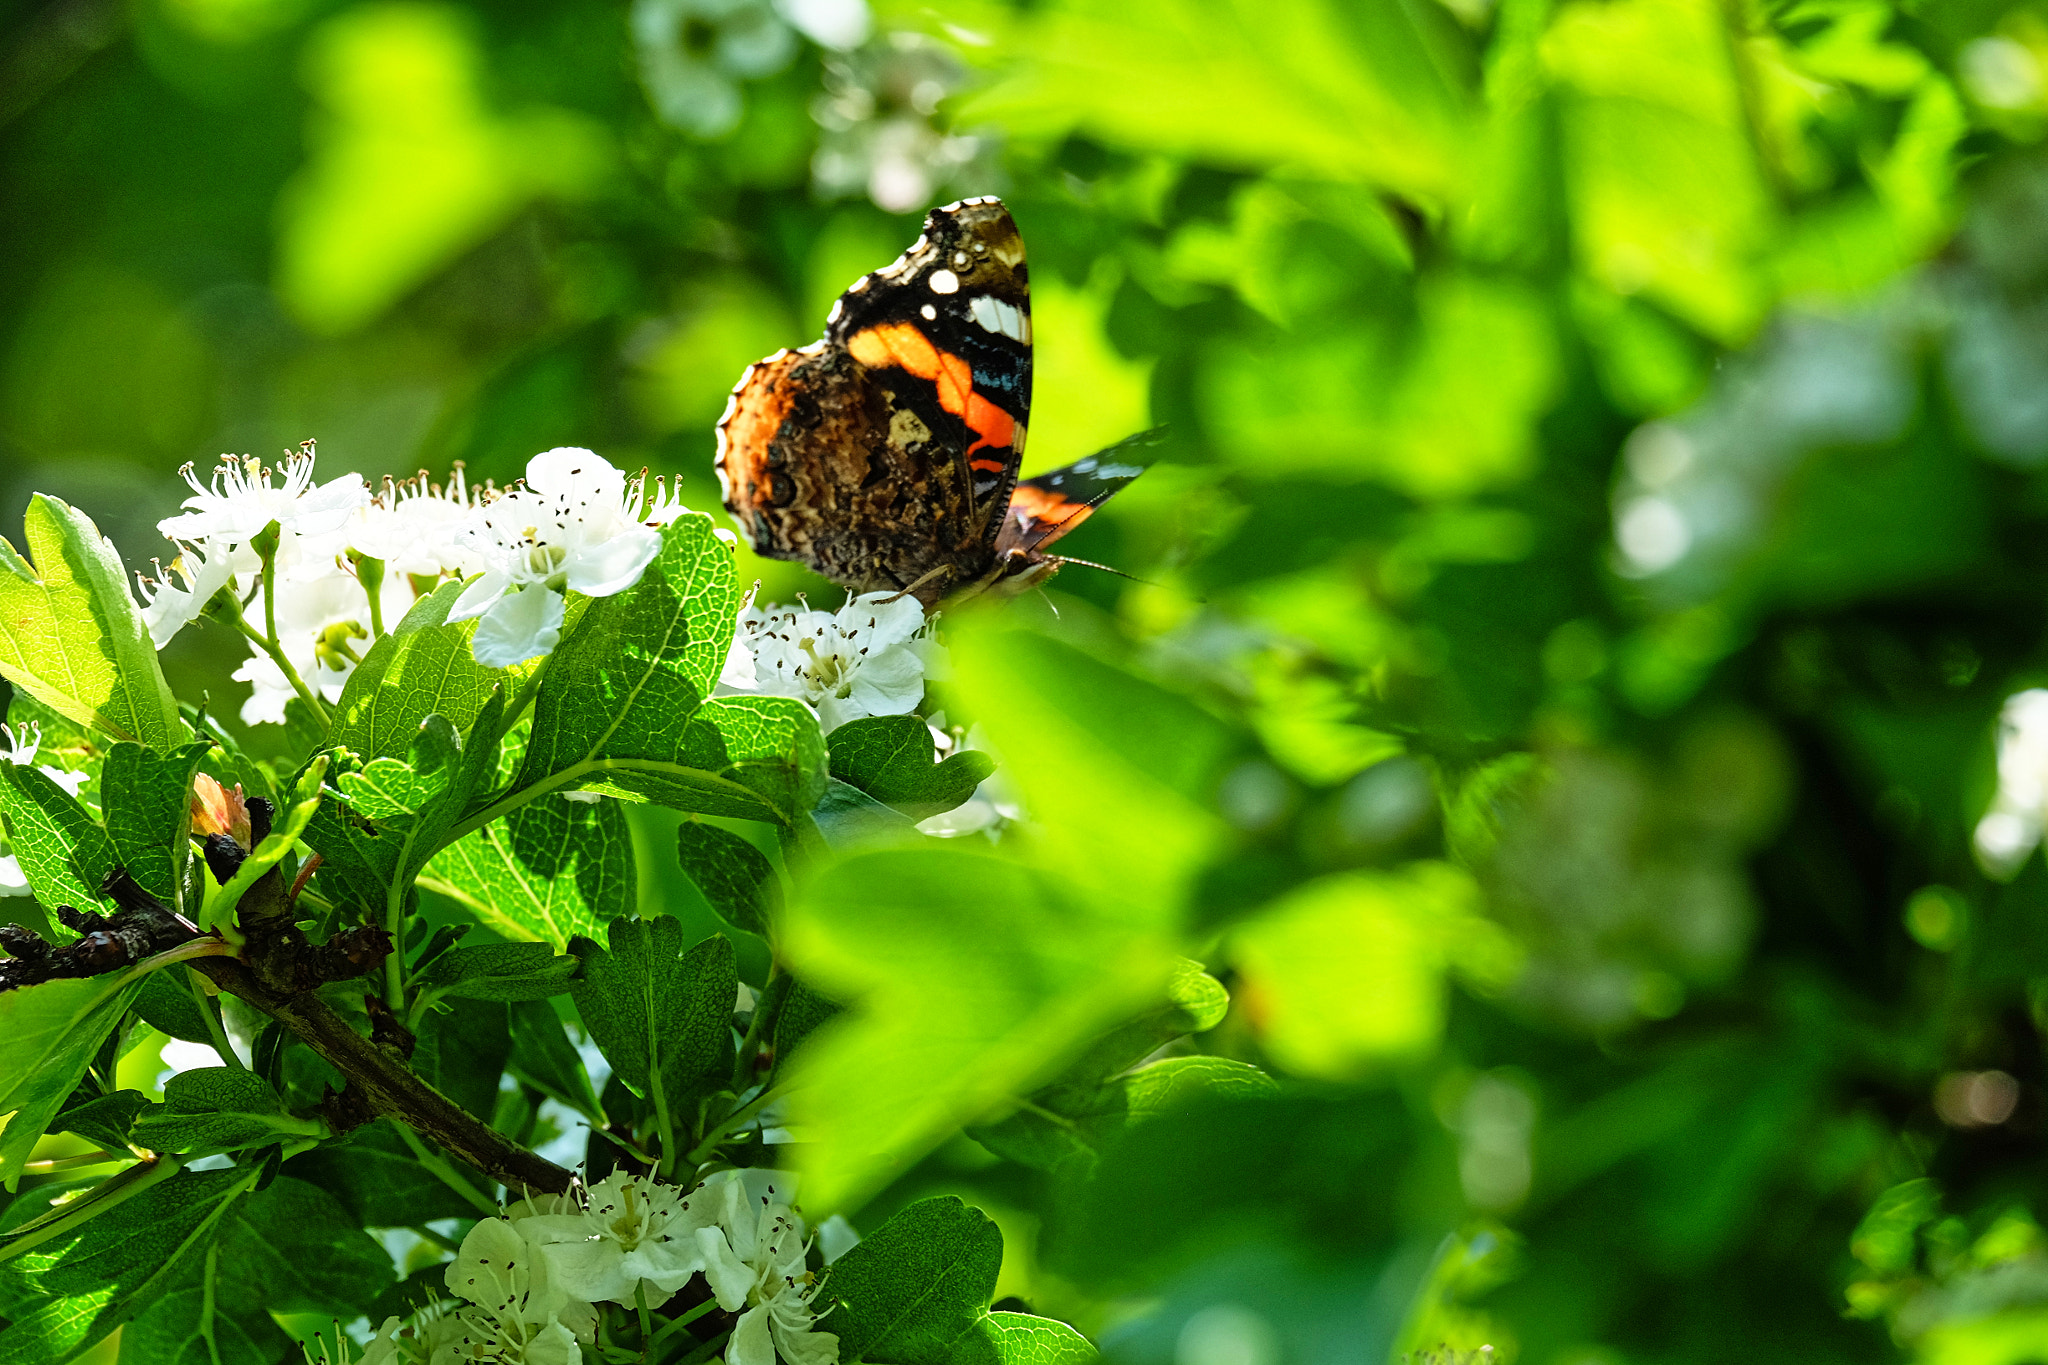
995, 427, 1165, 557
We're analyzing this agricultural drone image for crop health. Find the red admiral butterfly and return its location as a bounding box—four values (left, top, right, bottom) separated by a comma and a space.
715, 197, 1151, 605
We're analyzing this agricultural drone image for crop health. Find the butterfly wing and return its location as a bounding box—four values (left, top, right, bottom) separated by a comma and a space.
827, 196, 1032, 543
994, 427, 1164, 558
716, 198, 1033, 598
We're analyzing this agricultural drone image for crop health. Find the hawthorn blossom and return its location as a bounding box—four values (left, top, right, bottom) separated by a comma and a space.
444, 1216, 594, 1363
136, 540, 236, 647
451, 448, 686, 668
520, 1169, 715, 1309
720, 589, 933, 732
345, 467, 491, 616
158, 444, 367, 552
695, 1172, 838, 1365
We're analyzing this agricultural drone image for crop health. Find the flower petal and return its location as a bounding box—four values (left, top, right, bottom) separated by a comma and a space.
448, 568, 511, 623
564, 524, 662, 598
728, 1307, 776, 1365
473, 586, 566, 668
696, 1226, 757, 1311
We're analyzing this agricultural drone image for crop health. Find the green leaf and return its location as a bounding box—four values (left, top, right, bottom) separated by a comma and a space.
517, 514, 740, 788
119, 1280, 289, 1365
411, 997, 511, 1121
99, 741, 212, 916
783, 847, 1171, 1211
508, 999, 605, 1124
1229, 863, 1520, 1078
971, 1056, 1278, 1173
569, 917, 736, 1123
950, 1313, 1097, 1365
214, 1174, 394, 1314
824, 1195, 1003, 1364
282, 1120, 487, 1226
0, 763, 116, 921
0, 972, 146, 1189
771, 980, 840, 1073
0, 1165, 255, 1364
132, 971, 213, 1045
959, 0, 1467, 203
130, 1068, 323, 1156
418, 940, 580, 1003
827, 715, 996, 820
675, 821, 778, 936
0, 494, 182, 751
306, 692, 503, 916
51, 1089, 147, 1152
1045, 959, 1230, 1095
330, 580, 517, 761
423, 793, 636, 949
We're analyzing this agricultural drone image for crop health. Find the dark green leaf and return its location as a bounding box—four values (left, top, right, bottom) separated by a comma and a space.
132, 970, 214, 1045
215, 1174, 394, 1314
98, 740, 211, 915
569, 917, 735, 1122
771, 979, 840, 1074
508, 999, 605, 1124
130, 1067, 322, 1155
0, 1166, 254, 1364
282, 1120, 487, 1226
827, 715, 996, 819
810, 778, 923, 850
411, 997, 512, 1121
675, 821, 778, 936
824, 1195, 1004, 1364
418, 940, 580, 1002
119, 1282, 289, 1365
51, 1089, 146, 1152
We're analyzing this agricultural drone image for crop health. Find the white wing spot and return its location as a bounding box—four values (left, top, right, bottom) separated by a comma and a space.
929, 269, 961, 294
921, 303, 937, 320
967, 295, 1027, 342
827, 299, 844, 323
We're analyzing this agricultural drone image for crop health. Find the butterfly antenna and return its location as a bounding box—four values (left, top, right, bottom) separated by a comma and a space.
1050, 555, 1162, 588
1034, 586, 1062, 619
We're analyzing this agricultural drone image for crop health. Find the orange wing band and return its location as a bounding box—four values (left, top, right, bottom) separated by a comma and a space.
848, 322, 1019, 458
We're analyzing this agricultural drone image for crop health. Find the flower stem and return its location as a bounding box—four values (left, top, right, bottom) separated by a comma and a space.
189, 969, 244, 1070
225, 591, 330, 733
638, 1283, 655, 1361
649, 1298, 720, 1358
686, 1086, 777, 1165
667, 1327, 731, 1365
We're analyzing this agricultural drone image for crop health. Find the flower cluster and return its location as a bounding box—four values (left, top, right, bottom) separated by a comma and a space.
139, 442, 943, 737
312, 1170, 837, 1365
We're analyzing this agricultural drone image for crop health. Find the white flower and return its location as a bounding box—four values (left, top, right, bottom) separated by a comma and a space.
136, 540, 237, 648
1978, 688, 2048, 876
442, 1216, 595, 1364
227, 567, 374, 726
348, 466, 490, 597
520, 1170, 715, 1310
451, 448, 681, 668
157, 445, 367, 554
0, 722, 89, 799
694, 1171, 838, 1365
721, 589, 932, 732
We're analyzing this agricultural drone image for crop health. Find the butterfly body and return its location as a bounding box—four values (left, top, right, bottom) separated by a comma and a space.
716, 196, 1147, 605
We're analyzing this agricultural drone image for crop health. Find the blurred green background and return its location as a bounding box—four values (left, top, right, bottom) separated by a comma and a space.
16, 0, 2048, 1359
